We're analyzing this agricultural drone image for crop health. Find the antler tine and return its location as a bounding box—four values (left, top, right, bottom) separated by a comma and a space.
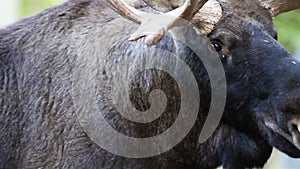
106, 0, 146, 24
178, 0, 208, 20
259, 0, 300, 18
107, 0, 208, 46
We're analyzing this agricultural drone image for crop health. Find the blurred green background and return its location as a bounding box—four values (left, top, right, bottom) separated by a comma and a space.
20, 0, 64, 16
0, 0, 300, 168
275, 9, 300, 56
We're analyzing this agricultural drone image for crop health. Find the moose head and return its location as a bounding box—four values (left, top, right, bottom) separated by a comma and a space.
107, 0, 300, 167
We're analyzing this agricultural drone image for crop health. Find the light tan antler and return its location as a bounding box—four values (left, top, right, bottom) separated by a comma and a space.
106, 0, 209, 45
259, 0, 300, 18
141, 0, 222, 35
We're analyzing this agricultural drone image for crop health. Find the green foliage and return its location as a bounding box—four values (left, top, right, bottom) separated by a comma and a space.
20, 0, 65, 18
274, 9, 300, 55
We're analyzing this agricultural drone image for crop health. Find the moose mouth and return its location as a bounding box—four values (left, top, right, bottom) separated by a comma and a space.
258, 110, 300, 157
264, 117, 300, 149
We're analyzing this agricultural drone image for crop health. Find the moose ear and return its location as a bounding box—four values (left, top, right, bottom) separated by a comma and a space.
259, 0, 300, 19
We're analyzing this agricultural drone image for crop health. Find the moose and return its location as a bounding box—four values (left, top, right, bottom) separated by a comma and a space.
1, 0, 300, 168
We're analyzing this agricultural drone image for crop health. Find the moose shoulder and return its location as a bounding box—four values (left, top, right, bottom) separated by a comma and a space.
1, 0, 300, 169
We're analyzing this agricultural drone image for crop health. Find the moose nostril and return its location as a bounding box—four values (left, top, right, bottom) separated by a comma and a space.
291, 124, 300, 134
289, 118, 300, 134
288, 118, 300, 149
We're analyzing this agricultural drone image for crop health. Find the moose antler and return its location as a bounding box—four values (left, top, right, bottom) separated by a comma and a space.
259, 0, 300, 18
143, 0, 185, 12
106, 0, 209, 45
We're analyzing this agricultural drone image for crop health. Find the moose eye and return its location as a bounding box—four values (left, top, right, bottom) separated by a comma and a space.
212, 42, 222, 52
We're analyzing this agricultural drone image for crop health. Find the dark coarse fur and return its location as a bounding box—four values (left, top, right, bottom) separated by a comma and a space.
1, 0, 300, 169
